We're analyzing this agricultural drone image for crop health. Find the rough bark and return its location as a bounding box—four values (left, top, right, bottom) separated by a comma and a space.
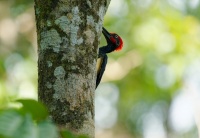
34, 0, 111, 137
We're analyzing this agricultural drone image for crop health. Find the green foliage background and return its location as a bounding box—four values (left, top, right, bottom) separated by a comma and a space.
0, 0, 200, 138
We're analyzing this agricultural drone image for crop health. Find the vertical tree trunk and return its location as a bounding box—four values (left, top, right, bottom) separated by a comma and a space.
34, 0, 111, 137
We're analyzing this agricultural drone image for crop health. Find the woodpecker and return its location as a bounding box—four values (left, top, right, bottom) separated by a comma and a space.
96, 27, 123, 88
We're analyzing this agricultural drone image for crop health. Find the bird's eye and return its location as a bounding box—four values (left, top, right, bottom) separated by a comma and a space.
115, 35, 118, 38
116, 39, 120, 46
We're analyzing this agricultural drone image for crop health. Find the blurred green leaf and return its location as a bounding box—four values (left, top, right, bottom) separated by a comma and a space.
60, 130, 76, 138
60, 130, 88, 138
0, 108, 58, 138
0, 110, 23, 137
13, 114, 37, 138
10, 0, 33, 16
17, 99, 48, 121
38, 120, 58, 138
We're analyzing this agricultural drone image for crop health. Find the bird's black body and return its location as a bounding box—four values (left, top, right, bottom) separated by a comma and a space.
96, 54, 107, 88
96, 27, 123, 88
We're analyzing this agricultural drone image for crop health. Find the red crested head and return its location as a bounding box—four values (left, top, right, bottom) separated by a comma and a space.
110, 33, 123, 51
102, 27, 124, 53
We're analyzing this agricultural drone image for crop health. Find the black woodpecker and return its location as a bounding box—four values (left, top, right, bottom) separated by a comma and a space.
96, 27, 123, 88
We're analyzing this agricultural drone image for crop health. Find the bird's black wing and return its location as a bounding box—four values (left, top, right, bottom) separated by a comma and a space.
96, 54, 108, 88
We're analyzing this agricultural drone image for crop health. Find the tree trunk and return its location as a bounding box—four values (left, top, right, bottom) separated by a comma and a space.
34, 0, 111, 137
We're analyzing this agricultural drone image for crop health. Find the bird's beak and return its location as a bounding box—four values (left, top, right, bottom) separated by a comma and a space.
102, 27, 111, 39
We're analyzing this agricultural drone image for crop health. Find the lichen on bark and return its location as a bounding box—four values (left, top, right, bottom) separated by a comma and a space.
34, 0, 111, 137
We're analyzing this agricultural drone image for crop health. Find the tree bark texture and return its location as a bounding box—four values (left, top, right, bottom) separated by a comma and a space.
34, 0, 111, 137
